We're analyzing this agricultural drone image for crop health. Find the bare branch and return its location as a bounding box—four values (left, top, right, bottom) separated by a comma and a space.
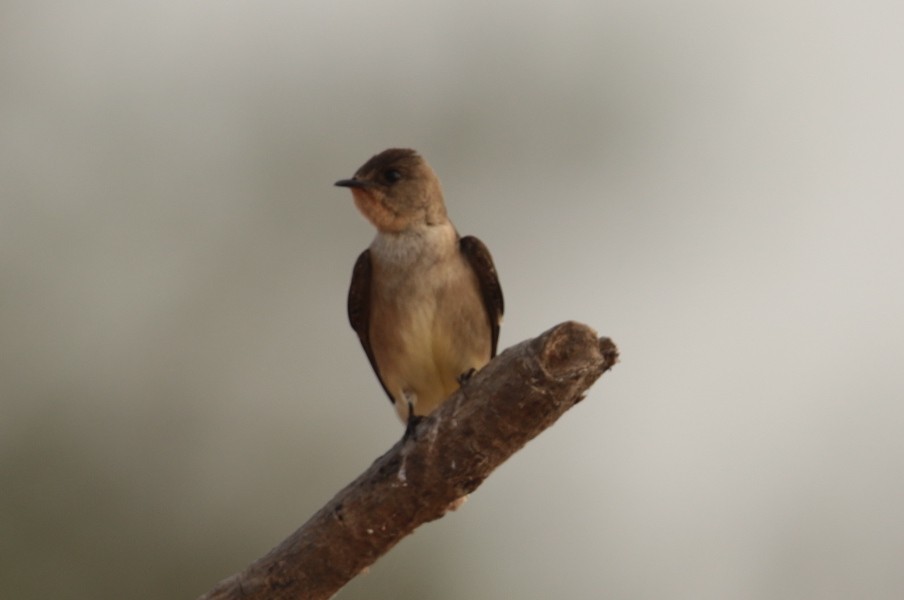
198, 321, 619, 600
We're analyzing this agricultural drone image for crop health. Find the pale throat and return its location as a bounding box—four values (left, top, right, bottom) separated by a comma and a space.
370, 220, 458, 269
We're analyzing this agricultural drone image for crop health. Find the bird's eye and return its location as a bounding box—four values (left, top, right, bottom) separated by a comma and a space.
384, 169, 402, 183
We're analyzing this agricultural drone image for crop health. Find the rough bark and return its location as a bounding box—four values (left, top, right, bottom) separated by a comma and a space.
198, 321, 619, 600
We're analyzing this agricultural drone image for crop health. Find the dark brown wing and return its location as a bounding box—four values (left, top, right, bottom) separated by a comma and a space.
347, 250, 394, 404
459, 236, 504, 357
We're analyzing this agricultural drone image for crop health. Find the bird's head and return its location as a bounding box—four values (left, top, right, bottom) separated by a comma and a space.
335, 148, 447, 233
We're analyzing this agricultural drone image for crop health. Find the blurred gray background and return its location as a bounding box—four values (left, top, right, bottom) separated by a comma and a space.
2, 1, 903, 598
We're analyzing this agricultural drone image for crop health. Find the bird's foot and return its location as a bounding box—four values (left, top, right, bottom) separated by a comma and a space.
403, 401, 423, 441
457, 368, 477, 386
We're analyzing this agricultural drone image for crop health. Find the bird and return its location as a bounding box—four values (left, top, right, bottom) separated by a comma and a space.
335, 148, 503, 430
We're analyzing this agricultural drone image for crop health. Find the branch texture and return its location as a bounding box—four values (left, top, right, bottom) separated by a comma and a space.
199, 321, 618, 600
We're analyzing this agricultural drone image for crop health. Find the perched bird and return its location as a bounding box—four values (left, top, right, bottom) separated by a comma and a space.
336, 148, 504, 427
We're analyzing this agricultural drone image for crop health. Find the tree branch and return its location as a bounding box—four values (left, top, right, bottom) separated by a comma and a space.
198, 321, 619, 600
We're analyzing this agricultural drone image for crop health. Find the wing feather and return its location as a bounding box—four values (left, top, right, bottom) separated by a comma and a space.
459, 236, 504, 357
347, 250, 394, 404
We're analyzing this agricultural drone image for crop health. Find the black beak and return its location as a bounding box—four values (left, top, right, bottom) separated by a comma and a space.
335, 178, 369, 188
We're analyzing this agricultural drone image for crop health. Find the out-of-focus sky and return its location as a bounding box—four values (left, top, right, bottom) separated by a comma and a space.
2, 1, 903, 598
